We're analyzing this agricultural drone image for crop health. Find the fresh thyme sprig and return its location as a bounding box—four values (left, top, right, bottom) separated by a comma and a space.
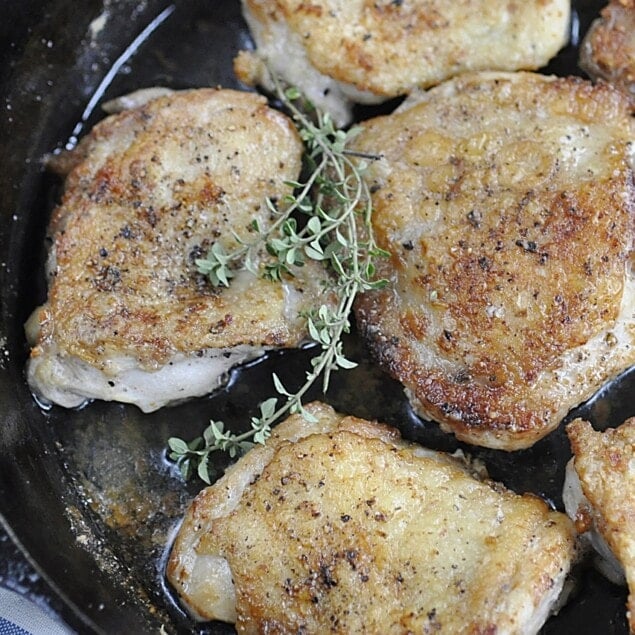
168, 78, 388, 483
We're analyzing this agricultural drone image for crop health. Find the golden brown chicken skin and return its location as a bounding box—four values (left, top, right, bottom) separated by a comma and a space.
580, 0, 635, 110
564, 418, 635, 633
26, 89, 333, 412
237, 0, 570, 124
167, 402, 577, 634
353, 72, 635, 450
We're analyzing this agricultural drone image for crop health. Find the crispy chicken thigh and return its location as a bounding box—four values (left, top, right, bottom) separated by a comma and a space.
563, 418, 635, 633
580, 0, 635, 110
167, 402, 577, 634
235, 0, 570, 125
353, 72, 635, 450
26, 89, 332, 412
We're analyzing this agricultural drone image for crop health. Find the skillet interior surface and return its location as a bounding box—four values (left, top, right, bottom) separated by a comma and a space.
0, 0, 632, 633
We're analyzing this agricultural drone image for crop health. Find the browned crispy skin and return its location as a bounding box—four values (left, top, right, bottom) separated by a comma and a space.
580, 0, 635, 110
168, 402, 577, 633
238, 0, 569, 125
567, 419, 635, 633
353, 72, 635, 450
42, 89, 310, 366
27, 88, 338, 411
37, 89, 305, 369
242, 0, 569, 95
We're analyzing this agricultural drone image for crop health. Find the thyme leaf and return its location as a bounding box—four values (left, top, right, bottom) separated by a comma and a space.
168, 76, 387, 483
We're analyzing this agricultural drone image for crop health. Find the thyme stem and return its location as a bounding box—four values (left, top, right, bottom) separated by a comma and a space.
167, 76, 388, 483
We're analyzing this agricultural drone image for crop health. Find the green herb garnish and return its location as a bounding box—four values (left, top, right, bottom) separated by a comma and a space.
168, 79, 388, 483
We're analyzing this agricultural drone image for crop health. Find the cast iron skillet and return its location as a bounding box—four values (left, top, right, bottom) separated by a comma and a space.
0, 1, 632, 633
